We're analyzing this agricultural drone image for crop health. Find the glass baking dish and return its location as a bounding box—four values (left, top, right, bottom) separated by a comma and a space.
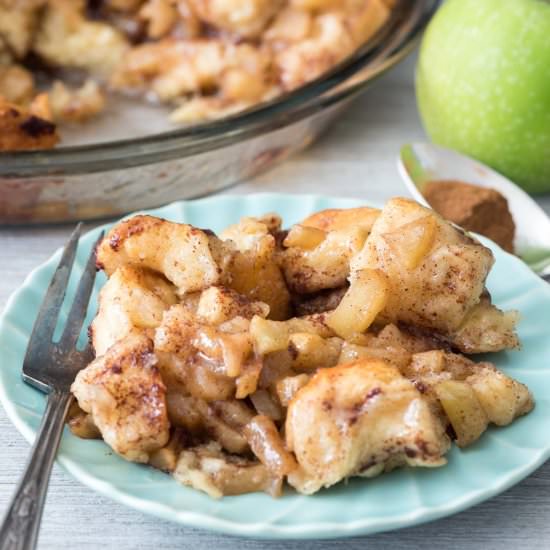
0, 0, 440, 224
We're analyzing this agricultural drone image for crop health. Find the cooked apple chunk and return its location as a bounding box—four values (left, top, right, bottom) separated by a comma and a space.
244, 414, 298, 477
174, 441, 282, 499
221, 215, 291, 320
326, 268, 389, 340
467, 367, 533, 426
383, 215, 437, 269
404, 350, 533, 446
288, 332, 342, 370
434, 380, 489, 447
248, 313, 335, 356
249, 315, 291, 355
154, 303, 261, 401
283, 224, 326, 250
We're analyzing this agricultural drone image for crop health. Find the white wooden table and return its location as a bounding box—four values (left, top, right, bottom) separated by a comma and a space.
2, 53, 550, 550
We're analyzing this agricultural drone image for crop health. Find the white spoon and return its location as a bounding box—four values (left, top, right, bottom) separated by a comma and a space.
398, 142, 550, 278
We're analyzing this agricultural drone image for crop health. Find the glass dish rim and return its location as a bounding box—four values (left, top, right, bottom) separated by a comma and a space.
0, 0, 440, 176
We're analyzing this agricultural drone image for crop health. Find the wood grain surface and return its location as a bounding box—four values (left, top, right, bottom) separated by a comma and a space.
1, 53, 550, 550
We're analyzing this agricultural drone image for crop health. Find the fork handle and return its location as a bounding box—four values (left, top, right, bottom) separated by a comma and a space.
0, 389, 73, 550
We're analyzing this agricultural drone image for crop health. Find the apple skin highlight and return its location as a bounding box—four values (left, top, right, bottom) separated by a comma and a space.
416, 0, 550, 194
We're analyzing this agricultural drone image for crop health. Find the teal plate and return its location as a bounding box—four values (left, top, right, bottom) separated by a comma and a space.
1, 193, 550, 539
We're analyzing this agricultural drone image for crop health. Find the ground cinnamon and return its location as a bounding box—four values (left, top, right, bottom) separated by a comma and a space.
423, 180, 516, 253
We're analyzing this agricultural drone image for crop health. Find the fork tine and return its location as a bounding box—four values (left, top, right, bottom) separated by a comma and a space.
23, 223, 82, 369
57, 231, 104, 352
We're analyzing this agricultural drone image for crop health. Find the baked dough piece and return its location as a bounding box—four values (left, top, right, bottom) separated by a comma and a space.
90, 265, 178, 356
0, 97, 58, 151
96, 215, 233, 295
72, 331, 169, 463
350, 198, 519, 353
286, 358, 449, 494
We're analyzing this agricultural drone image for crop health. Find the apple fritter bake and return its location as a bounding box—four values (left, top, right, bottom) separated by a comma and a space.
69, 198, 533, 498
0, 0, 395, 151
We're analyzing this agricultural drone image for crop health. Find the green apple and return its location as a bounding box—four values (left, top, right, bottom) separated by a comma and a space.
416, 0, 550, 193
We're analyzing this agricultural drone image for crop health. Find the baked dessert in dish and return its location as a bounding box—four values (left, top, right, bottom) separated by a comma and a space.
0, 0, 396, 151
69, 198, 533, 498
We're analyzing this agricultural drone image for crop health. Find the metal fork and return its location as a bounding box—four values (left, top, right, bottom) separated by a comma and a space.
0, 225, 103, 550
